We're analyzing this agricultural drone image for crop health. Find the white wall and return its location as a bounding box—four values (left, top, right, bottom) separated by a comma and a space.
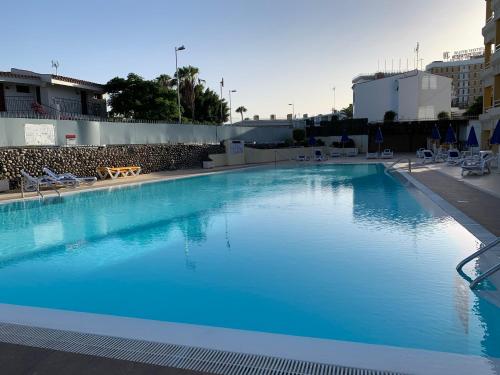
353, 76, 398, 122
415, 73, 451, 120
397, 73, 419, 120
0, 118, 293, 147
46, 85, 82, 112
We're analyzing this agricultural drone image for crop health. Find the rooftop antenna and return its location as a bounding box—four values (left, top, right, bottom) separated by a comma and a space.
51, 60, 60, 75
414, 42, 420, 71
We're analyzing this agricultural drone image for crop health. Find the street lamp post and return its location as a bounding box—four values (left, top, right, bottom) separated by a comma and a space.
175, 45, 186, 124
229, 89, 237, 125
288, 103, 295, 121
332, 86, 336, 113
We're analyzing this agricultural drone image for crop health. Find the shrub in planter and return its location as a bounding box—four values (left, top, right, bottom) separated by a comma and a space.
384, 110, 397, 122
437, 111, 450, 120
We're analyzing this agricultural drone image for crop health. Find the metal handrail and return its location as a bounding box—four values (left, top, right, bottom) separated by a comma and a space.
470, 263, 500, 289
384, 158, 412, 176
456, 237, 500, 289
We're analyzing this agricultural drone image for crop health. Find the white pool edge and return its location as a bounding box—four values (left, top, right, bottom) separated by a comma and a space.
0, 303, 498, 375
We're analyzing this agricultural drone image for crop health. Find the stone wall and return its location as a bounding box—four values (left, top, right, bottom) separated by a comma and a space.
0, 144, 224, 189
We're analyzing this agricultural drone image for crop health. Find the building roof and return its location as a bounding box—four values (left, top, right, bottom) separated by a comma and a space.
0, 68, 104, 91
352, 70, 452, 88
426, 57, 484, 70
50, 74, 104, 89
0, 71, 40, 80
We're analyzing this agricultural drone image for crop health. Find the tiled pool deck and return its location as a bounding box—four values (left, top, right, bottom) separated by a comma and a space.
0, 154, 499, 374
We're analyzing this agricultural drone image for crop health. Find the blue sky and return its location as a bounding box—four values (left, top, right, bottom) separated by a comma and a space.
2, 0, 483, 118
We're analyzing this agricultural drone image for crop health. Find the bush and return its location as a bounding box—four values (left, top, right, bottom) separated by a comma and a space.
464, 96, 483, 116
316, 139, 325, 146
437, 111, 450, 120
384, 110, 397, 122
292, 129, 306, 143
283, 138, 293, 147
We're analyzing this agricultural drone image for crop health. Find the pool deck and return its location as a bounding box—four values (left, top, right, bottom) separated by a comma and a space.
0, 342, 205, 375
0, 155, 500, 375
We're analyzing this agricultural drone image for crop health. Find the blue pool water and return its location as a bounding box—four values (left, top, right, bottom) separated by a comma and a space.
0, 164, 499, 358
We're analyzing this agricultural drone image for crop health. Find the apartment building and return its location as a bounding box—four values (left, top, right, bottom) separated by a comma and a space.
426, 57, 484, 109
481, 0, 500, 147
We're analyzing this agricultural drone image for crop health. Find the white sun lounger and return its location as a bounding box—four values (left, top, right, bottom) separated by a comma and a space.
446, 149, 462, 166
416, 148, 425, 158
461, 156, 493, 176
20, 170, 59, 193
296, 155, 309, 161
43, 167, 97, 186
330, 150, 342, 157
381, 149, 393, 159
346, 149, 359, 157
314, 150, 327, 161
422, 150, 434, 164
366, 152, 378, 159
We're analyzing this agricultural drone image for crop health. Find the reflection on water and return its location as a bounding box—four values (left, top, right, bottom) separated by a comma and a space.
0, 164, 498, 358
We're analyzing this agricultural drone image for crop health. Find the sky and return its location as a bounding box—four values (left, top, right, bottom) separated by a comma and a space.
1, 0, 484, 119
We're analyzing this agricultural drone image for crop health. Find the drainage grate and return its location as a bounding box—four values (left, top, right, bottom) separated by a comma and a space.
0, 322, 406, 375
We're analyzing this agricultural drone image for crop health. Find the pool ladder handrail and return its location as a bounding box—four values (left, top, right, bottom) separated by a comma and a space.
384, 158, 412, 176
20, 178, 61, 199
456, 237, 500, 289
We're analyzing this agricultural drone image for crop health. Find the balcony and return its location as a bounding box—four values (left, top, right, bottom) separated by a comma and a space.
1, 96, 108, 121
483, 17, 496, 43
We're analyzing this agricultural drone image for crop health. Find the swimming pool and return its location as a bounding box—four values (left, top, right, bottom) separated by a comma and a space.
0, 164, 498, 360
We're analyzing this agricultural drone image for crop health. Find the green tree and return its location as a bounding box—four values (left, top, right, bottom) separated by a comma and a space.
340, 104, 353, 119
105, 69, 228, 124
292, 128, 306, 143
105, 73, 177, 121
175, 66, 200, 121
235, 106, 247, 122
464, 96, 483, 116
195, 87, 229, 123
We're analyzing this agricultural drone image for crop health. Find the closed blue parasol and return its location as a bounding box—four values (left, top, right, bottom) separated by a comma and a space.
375, 127, 383, 153
467, 126, 479, 148
491, 120, 500, 145
341, 129, 349, 144
431, 125, 441, 141
445, 125, 457, 145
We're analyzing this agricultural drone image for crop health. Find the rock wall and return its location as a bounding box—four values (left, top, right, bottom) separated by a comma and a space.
0, 144, 224, 189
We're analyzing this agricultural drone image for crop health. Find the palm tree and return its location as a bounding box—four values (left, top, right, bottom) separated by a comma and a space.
235, 106, 247, 122
175, 66, 200, 120
156, 74, 174, 88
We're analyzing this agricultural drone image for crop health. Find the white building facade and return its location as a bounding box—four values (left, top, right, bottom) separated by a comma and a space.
352, 70, 452, 122
0, 68, 105, 117
426, 57, 484, 109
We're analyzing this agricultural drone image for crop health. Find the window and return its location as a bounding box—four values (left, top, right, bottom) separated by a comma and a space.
16, 85, 30, 93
